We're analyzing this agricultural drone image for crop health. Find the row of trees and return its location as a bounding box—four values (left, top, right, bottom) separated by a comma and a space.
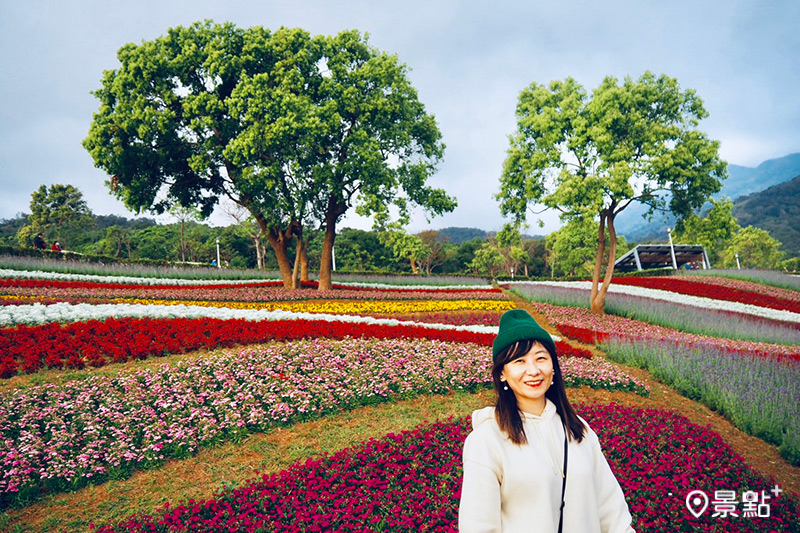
3, 197, 548, 276
672, 197, 786, 269
6, 182, 628, 277
74, 19, 790, 312
6, 182, 789, 280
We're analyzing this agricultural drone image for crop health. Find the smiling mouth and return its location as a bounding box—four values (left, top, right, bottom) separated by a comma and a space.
524, 380, 544, 388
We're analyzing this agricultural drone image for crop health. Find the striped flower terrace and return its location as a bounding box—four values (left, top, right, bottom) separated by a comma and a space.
0, 337, 644, 507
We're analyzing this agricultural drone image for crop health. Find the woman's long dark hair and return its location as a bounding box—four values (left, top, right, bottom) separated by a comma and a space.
493, 338, 586, 445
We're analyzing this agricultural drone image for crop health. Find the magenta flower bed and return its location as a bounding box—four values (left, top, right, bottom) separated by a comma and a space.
678, 274, 800, 303
91, 404, 800, 533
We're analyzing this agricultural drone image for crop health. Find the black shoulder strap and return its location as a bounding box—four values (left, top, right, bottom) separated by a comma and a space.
558, 427, 568, 533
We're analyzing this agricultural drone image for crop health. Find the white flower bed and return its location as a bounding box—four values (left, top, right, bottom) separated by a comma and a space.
0, 301, 503, 335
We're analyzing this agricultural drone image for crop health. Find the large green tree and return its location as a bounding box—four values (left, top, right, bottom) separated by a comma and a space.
83, 21, 455, 289
721, 226, 785, 269
498, 72, 727, 313
309, 31, 456, 289
17, 184, 93, 249
673, 197, 740, 266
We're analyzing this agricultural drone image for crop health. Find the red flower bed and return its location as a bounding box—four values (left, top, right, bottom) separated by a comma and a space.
91, 404, 800, 533
0, 315, 589, 379
0, 318, 486, 378
613, 276, 800, 314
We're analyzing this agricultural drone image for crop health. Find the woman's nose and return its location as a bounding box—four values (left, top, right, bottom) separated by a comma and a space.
524, 362, 542, 375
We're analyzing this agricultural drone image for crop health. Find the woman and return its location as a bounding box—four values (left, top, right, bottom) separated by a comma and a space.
458, 309, 635, 533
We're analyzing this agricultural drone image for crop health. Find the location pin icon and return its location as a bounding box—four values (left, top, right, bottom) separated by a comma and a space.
686, 490, 709, 518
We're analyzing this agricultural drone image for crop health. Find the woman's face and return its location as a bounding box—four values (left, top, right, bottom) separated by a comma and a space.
500, 342, 554, 415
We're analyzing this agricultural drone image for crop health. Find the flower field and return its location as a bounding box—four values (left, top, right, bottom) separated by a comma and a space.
611, 275, 800, 313
509, 275, 800, 467
0, 337, 645, 508
507, 281, 800, 346
0, 266, 798, 532
94, 405, 800, 533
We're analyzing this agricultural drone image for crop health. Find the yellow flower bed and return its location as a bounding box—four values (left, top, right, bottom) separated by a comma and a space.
115, 298, 515, 314
0, 295, 41, 301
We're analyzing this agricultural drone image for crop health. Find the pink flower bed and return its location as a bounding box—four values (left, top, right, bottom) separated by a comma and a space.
91, 404, 800, 533
677, 275, 800, 301
613, 276, 800, 313
0, 338, 641, 507
532, 302, 800, 364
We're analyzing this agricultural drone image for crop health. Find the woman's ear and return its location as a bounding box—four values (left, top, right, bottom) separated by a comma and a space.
500, 374, 506, 382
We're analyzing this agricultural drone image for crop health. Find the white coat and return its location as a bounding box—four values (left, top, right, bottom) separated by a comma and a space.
458, 400, 636, 533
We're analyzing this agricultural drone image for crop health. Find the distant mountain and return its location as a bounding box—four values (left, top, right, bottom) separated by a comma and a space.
437, 227, 487, 244
615, 152, 800, 242
433, 227, 545, 244
732, 175, 800, 258
726, 153, 800, 201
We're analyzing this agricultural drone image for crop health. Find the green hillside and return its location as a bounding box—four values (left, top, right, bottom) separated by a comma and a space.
732, 175, 800, 258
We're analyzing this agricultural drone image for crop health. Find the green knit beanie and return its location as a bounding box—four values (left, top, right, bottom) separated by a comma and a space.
492, 309, 557, 363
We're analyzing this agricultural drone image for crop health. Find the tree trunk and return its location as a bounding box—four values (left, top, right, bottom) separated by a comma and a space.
262, 222, 295, 289
254, 235, 264, 270
180, 219, 186, 262
258, 243, 267, 270
292, 227, 313, 288
319, 195, 347, 291
589, 212, 618, 314
293, 230, 312, 285
300, 240, 310, 282
292, 242, 302, 289
319, 222, 336, 291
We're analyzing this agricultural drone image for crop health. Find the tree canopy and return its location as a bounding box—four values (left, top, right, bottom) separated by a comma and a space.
673, 197, 740, 266
546, 217, 629, 278
17, 184, 93, 249
498, 71, 727, 312
83, 21, 455, 289
721, 226, 785, 269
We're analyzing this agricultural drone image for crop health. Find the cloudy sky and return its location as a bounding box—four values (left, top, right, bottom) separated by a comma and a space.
1, 0, 798, 234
